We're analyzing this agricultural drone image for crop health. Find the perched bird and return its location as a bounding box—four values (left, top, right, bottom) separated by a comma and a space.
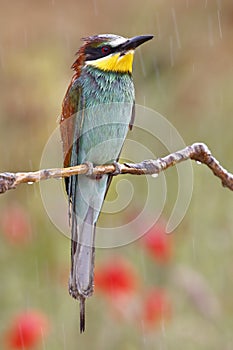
60, 33, 153, 332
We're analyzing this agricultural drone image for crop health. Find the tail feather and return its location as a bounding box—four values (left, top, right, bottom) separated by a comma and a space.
68, 173, 108, 332
69, 203, 96, 333
80, 296, 85, 333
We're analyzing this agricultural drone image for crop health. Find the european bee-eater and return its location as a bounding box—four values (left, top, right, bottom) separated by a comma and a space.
60, 33, 153, 332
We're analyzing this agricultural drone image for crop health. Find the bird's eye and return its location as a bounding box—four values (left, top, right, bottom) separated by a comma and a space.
101, 46, 111, 55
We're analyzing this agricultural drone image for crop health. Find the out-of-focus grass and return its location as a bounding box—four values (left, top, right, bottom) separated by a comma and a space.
0, 1, 233, 349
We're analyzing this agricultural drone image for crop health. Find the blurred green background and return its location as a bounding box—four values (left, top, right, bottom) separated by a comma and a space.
1, 0, 233, 349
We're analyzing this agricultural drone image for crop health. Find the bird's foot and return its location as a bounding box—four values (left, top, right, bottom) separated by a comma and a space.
112, 161, 122, 176
84, 161, 94, 176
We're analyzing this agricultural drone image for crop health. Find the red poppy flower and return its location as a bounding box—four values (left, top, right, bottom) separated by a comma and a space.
142, 288, 172, 327
1, 204, 32, 244
5, 310, 50, 349
141, 223, 172, 263
95, 257, 138, 298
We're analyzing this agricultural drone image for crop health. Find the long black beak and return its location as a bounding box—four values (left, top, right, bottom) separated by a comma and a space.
120, 35, 154, 51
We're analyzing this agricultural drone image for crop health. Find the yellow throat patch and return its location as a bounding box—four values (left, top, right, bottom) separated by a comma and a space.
86, 51, 134, 73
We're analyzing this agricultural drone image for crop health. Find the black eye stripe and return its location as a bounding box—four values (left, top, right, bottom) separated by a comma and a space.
85, 45, 117, 61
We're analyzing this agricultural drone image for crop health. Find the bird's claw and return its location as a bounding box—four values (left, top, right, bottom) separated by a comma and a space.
84, 161, 94, 176
112, 161, 122, 176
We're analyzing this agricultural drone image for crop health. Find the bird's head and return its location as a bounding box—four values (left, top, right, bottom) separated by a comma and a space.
72, 34, 153, 74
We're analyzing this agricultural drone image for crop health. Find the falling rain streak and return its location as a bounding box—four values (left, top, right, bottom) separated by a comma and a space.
92, 0, 98, 16
208, 15, 214, 47
171, 8, 181, 49
138, 48, 147, 77
169, 36, 174, 67
155, 12, 162, 41
217, 10, 223, 39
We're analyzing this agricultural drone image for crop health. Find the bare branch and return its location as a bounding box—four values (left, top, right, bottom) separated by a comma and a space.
1, 142, 233, 194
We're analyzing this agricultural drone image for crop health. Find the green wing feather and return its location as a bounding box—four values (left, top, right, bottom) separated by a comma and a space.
104, 100, 135, 199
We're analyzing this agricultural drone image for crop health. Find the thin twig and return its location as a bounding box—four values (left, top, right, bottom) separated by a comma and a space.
0, 142, 233, 194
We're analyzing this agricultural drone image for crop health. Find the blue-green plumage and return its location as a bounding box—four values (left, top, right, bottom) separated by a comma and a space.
60, 34, 153, 332
69, 65, 134, 302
